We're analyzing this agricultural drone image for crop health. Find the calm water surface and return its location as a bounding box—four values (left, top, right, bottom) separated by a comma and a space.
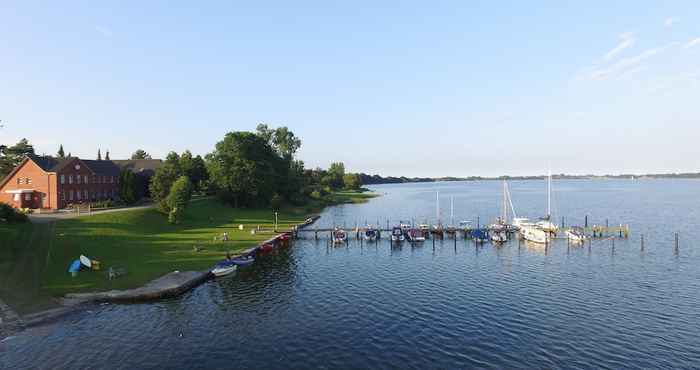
2, 180, 700, 369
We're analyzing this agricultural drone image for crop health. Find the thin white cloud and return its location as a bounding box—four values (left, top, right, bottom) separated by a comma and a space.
604, 32, 636, 60
684, 38, 700, 49
664, 17, 679, 27
589, 47, 661, 80
95, 25, 113, 37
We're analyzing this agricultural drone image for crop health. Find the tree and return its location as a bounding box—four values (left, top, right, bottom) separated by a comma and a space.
118, 170, 139, 205
256, 124, 302, 159
343, 173, 362, 190
149, 152, 182, 213
105, 150, 110, 160
180, 151, 208, 192
57, 144, 65, 158
0, 138, 35, 179
326, 162, 345, 189
97, 149, 102, 160
206, 131, 281, 208
131, 149, 151, 160
166, 176, 192, 224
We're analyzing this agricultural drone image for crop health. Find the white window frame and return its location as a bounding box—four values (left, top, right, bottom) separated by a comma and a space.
69, 190, 74, 201
60, 174, 65, 184
26, 177, 32, 184
84, 175, 88, 184
69, 175, 73, 184
77, 175, 81, 184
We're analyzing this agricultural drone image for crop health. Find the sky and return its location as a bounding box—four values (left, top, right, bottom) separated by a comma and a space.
1, 1, 699, 177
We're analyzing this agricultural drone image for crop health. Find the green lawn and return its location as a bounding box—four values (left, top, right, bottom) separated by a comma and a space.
0, 198, 311, 312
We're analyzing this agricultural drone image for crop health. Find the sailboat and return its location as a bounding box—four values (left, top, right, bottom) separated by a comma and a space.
536, 169, 558, 234
431, 191, 444, 237
489, 180, 510, 243
445, 196, 457, 237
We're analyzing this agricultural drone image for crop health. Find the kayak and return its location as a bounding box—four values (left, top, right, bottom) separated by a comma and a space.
79, 255, 92, 268
212, 262, 238, 277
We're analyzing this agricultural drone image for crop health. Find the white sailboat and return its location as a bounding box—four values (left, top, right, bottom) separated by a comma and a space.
490, 180, 509, 243
536, 169, 558, 234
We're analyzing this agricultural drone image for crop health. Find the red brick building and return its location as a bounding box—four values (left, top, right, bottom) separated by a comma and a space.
0, 155, 121, 210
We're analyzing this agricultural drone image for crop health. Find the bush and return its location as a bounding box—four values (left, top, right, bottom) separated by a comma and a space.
0, 202, 29, 223
310, 190, 322, 200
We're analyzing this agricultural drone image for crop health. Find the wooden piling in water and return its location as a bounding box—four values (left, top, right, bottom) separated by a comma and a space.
585, 215, 588, 228
675, 233, 679, 254
641, 234, 644, 252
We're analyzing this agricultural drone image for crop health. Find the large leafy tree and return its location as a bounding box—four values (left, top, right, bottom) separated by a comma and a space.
179, 151, 208, 191
207, 131, 282, 208
343, 173, 362, 190
324, 162, 345, 190
0, 138, 35, 179
118, 170, 139, 205
131, 149, 151, 160
149, 151, 182, 213
256, 123, 302, 160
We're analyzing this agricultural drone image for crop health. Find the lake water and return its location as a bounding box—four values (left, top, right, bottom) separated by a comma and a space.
2, 180, 700, 369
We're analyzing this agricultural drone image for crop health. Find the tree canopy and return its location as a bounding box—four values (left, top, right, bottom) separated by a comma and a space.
0, 138, 35, 179
131, 149, 152, 160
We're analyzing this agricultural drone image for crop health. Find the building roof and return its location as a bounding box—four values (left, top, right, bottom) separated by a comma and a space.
28, 154, 73, 172
111, 159, 163, 176
81, 159, 121, 177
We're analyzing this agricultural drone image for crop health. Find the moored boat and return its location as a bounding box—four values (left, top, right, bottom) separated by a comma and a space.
364, 227, 378, 241
333, 229, 348, 244
520, 224, 550, 244
212, 261, 238, 277
231, 255, 255, 266
565, 227, 586, 243
471, 228, 489, 243
391, 226, 404, 242
406, 228, 425, 242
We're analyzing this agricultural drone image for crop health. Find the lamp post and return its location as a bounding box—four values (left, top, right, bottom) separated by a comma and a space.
274, 212, 278, 232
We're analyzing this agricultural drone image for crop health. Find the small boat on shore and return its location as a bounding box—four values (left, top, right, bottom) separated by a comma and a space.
212, 261, 238, 277
259, 243, 274, 253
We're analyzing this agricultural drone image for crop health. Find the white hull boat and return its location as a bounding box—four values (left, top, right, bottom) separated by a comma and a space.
566, 228, 586, 243
212, 263, 238, 277
520, 225, 550, 244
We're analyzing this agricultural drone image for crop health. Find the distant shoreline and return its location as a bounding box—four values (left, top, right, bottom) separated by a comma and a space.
360, 173, 700, 185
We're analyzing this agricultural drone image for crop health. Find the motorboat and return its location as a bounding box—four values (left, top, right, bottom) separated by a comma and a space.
364, 228, 378, 241
471, 228, 489, 243
212, 261, 238, 277
333, 229, 348, 244
406, 228, 426, 242
391, 226, 405, 242
566, 227, 587, 243
520, 224, 550, 244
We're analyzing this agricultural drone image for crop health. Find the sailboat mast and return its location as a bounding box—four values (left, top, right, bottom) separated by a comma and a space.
502, 180, 507, 224
450, 196, 454, 226
547, 169, 551, 219
436, 191, 440, 225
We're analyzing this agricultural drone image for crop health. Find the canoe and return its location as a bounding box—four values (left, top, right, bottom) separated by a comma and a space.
212, 262, 238, 277
68, 259, 81, 273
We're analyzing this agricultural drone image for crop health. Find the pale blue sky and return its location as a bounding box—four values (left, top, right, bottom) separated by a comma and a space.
2, 1, 699, 176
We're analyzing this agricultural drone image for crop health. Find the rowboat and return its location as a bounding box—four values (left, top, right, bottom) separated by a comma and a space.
231, 256, 255, 266
333, 229, 348, 244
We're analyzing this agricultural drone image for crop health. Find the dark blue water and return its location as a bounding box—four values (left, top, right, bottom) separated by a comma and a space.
2, 180, 700, 369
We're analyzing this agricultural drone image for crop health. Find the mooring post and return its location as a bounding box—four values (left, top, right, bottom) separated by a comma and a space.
611, 238, 615, 254
585, 215, 588, 228
605, 219, 609, 235
675, 233, 679, 254
641, 234, 644, 252
477, 216, 480, 230
561, 216, 565, 229
454, 236, 457, 248
619, 224, 622, 238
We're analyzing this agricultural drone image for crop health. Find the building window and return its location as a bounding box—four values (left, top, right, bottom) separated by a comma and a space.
26, 178, 32, 184
76, 191, 81, 200
61, 192, 65, 201
69, 175, 73, 184
84, 175, 88, 184
77, 175, 81, 184
61, 175, 65, 184
25, 193, 31, 201
84, 190, 88, 200
69, 190, 74, 201
13, 194, 19, 201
